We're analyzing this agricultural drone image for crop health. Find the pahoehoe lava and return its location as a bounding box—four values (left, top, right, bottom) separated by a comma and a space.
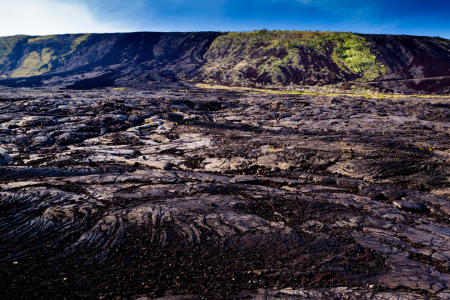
1, 87, 450, 299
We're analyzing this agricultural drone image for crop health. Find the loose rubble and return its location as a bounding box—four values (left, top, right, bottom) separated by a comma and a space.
1, 88, 450, 299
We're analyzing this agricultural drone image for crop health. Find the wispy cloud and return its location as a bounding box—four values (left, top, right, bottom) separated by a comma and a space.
0, 0, 130, 36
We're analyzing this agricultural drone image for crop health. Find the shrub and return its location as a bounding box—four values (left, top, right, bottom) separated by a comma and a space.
332, 33, 387, 78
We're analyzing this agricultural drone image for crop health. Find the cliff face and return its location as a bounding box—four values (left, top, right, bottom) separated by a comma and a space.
0, 31, 449, 92
194, 31, 450, 93
194, 31, 381, 87
361, 34, 450, 93
0, 32, 222, 89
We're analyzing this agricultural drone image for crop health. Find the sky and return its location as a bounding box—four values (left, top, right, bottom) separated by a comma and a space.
0, 0, 449, 38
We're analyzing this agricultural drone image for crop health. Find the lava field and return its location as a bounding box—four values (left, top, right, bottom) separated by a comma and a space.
1, 88, 450, 299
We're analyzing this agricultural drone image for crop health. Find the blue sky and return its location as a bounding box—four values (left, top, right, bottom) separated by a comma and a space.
0, 0, 448, 38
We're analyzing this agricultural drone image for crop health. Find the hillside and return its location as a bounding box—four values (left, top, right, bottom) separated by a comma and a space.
0, 32, 222, 89
0, 30, 450, 92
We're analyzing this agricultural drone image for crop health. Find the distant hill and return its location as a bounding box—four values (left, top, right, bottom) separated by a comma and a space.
0, 30, 449, 93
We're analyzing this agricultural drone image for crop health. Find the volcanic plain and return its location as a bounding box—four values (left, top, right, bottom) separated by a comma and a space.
1, 87, 450, 300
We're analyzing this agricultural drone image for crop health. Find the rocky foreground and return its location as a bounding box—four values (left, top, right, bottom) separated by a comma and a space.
1, 88, 450, 299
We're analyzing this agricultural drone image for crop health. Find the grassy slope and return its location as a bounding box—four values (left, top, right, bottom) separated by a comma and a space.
64, 34, 91, 57
197, 30, 387, 86
1, 34, 92, 78
11, 48, 55, 78
0, 35, 28, 66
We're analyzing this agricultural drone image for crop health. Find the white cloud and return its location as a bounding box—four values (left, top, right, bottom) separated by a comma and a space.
0, 0, 130, 36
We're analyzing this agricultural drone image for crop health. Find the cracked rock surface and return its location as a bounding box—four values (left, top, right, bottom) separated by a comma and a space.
1, 88, 450, 299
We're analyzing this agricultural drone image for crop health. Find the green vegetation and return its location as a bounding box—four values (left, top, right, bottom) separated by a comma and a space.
212, 30, 343, 49
66, 34, 90, 57
196, 83, 450, 100
11, 48, 54, 78
58, 34, 91, 62
28, 35, 56, 43
198, 30, 387, 87
70, 34, 90, 52
6, 34, 92, 78
0, 35, 28, 66
0, 33, 95, 78
332, 33, 387, 79
432, 36, 450, 52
